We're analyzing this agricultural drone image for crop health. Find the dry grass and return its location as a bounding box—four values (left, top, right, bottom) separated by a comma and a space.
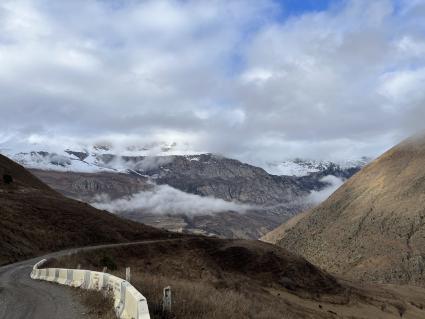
49, 240, 425, 319
49, 239, 344, 319
124, 272, 295, 319
73, 269, 297, 319
75, 290, 116, 319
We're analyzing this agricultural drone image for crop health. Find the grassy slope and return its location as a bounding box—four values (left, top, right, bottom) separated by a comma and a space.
276, 135, 425, 285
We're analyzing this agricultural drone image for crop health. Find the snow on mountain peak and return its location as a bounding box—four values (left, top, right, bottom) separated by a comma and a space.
0, 142, 370, 177
264, 157, 371, 177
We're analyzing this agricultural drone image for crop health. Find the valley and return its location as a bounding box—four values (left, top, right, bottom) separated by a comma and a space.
2, 137, 425, 318
2, 148, 365, 239
1, 1, 423, 318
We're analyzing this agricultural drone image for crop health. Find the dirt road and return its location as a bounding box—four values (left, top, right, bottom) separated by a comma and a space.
0, 240, 177, 319
0, 255, 85, 319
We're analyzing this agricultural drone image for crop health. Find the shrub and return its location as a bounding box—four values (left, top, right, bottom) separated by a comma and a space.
77, 290, 116, 319
99, 255, 117, 271
3, 174, 13, 184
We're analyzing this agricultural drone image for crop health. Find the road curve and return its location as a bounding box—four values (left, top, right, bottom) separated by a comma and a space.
0, 239, 179, 319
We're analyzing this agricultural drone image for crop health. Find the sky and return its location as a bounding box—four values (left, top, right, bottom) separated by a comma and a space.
0, 0, 425, 164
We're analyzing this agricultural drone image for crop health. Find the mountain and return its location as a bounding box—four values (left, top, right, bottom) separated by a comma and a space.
1, 148, 366, 239
265, 157, 371, 177
0, 154, 170, 265
27, 154, 310, 239
271, 135, 425, 286
1, 147, 368, 178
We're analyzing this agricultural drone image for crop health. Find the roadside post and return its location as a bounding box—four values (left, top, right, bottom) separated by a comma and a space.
163, 286, 172, 313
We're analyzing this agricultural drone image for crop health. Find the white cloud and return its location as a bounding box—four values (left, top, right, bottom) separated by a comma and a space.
241, 68, 274, 84
91, 184, 251, 216
379, 68, 425, 103
0, 0, 424, 163
397, 36, 425, 57
307, 175, 345, 204
101, 155, 174, 172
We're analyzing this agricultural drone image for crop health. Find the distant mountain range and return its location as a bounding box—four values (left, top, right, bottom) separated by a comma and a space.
0, 147, 369, 239
265, 157, 371, 177
0, 144, 370, 175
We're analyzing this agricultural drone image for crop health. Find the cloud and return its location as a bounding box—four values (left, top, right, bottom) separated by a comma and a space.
100, 155, 174, 172
91, 184, 252, 216
127, 156, 174, 172
307, 175, 345, 204
0, 0, 424, 163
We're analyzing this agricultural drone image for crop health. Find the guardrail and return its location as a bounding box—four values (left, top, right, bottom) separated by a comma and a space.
31, 259, 150, 319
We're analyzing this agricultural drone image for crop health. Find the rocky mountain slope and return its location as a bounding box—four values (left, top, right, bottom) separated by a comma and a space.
29, 154, 310, 239
31, 169, 152, 202
1, 148, 365, 239
0, 154, 171, 265
273, 135, 425, 286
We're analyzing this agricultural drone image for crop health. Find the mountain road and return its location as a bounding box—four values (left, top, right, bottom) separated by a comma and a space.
0, 239, 177, 319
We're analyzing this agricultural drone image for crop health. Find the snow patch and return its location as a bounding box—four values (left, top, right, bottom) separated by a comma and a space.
263, 157, 370, 176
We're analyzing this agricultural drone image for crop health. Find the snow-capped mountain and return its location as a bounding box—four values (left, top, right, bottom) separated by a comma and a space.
0, 148, 211, 174
0, 140, 201, 173
0, 146, 369, 239
264, 157, 371, 177
7, 150, 116, 173
0, 146, 370, 178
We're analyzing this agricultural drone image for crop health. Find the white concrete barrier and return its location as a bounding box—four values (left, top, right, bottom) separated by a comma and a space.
31, 259, 150, 319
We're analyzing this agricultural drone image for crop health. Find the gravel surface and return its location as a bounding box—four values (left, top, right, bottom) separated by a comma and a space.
0, 257, 86, 319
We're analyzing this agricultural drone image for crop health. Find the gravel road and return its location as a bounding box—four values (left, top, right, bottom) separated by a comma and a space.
0, 255, 86, 319
0, 239, 178, 319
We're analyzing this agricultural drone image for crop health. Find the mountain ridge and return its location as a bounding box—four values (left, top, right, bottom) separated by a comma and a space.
1, 146, 368, 176
1, 148, 366, 239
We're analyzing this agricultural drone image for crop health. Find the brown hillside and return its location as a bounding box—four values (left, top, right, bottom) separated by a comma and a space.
0, 154, 170, 265
261, 211, 310, 244
49, 238, 425, 319
276, 135, 425, 285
